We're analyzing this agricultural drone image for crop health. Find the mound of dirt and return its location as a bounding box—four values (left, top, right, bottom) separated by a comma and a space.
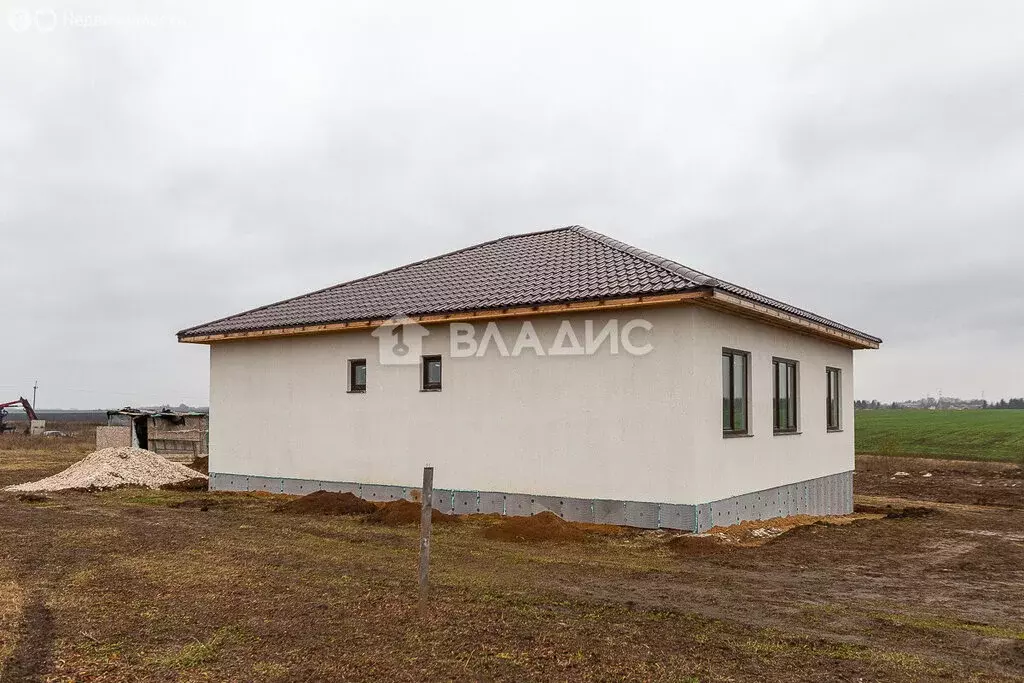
886, 506, 937, 519
160, 477, 209, 492
364, 499, 458, 526
483, 511, 586, 543
187, 456, 209, 475
16, 493, 49, 503
854, 504, 936, 520
708, 513, 885, 545
276, 491, 377, 516
3, 447, 208, 492
665, 512, 888, 554
665, 534, 731, 556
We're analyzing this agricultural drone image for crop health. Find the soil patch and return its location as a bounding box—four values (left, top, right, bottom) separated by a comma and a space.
276, 491, 377, 516
364, 499, 458, 526
855, 503, 937, 519
483, 511, 586, 543
168, 497, 231, 511
16, 493, 50, 503
855, 454, 1023, 508
711, 513, 882, 545
666, 513, 886, 553
187, 456, 209, 475
665, 534, 732, 556
159, 477, 209, 492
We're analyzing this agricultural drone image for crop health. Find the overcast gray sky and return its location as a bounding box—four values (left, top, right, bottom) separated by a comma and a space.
2, 0, 1022, 408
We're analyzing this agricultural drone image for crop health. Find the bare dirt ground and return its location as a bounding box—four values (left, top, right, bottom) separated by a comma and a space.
0, 440, 1021, 682
856, 454, 1024, 509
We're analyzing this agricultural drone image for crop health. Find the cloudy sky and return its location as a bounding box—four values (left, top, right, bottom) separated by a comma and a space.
2, 0, 1021, 408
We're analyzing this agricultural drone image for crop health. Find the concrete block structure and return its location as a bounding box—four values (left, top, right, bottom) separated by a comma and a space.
101, 408, 209, 459
179, 226, 880, 531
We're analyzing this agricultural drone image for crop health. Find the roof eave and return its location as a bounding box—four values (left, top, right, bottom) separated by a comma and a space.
701, 290, 881, 350
176, 287, 880, 349
176, 290, 714, 344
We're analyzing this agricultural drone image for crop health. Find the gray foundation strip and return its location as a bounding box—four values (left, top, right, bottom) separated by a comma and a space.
209, 470, 853, 533
692, 471, 854, 532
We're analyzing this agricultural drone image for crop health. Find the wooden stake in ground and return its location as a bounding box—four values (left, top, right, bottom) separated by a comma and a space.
419, 466, 434, 618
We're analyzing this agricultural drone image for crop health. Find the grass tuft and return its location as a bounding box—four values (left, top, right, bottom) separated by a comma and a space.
152, 626, 240, 670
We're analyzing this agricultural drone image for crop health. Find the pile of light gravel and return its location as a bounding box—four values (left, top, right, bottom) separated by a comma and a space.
3, 447, 207, 492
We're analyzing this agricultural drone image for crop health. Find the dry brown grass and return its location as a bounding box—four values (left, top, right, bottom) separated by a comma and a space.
1, 442, 1022, 681
0, 425, 98, 489
0, 577, 23, 668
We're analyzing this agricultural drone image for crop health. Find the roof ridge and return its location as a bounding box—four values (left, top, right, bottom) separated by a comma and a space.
568, 226, 719, 287
178, 225, 580, 336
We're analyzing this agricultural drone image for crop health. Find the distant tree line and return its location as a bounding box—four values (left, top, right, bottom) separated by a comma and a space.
855, 400, 887, 410
989, 398, 1024, 409
855, 398, 1024, 410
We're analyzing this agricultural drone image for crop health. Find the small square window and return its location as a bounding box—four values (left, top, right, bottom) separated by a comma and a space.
349, 359, 366, 393
422, 355, 442, 391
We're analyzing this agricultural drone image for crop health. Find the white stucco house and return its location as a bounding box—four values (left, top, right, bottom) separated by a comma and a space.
178, 226, 880, 531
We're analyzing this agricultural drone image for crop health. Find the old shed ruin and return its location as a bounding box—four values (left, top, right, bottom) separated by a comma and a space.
96, 408, 209, 459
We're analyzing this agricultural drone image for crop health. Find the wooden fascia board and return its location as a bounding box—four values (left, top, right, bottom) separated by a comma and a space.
177, 290, 713, 344
700, 291, 880, 350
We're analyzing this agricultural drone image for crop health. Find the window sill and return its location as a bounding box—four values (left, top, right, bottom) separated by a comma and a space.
723, 432, 753, 439
827, 428, 844, 433
420, 388, 442, 393
774, 430, 802, 436
347, 389, 366, 394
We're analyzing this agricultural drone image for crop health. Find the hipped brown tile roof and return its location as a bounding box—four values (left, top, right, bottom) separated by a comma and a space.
178, 226, 879, 343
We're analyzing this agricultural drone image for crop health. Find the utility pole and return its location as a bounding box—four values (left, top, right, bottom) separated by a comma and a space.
32, 381, 38, 409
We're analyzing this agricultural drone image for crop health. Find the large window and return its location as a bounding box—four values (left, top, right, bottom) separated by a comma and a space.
421, 355, 442, 391
348, 359, 367, 393
722, 349, 749, 435
826, 367, 842, 431
773, 358, 798, 433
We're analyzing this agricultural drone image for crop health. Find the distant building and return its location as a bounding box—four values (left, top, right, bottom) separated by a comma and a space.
97, 408, 209, 459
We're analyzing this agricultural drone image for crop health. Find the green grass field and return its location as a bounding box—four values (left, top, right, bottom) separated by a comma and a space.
855, 409, 1024, 463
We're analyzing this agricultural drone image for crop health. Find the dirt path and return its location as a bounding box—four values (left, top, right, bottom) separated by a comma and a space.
0, 543, 69, 683
1, 590, 55, 683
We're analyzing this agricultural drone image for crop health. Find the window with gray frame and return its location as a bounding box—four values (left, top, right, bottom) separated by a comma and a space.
722, 349, 749, 434
348, 359, 367, 393
773, 358, 798, 433
826, 367, 842, 431
421, 355, 442, 391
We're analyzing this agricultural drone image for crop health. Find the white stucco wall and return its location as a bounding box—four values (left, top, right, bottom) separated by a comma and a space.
207, 304, 857, 505
210, 308, 702, 503
688, 306, 855, 502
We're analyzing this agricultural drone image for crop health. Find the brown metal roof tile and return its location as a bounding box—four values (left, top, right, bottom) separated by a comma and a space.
178, 225, 880, 343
